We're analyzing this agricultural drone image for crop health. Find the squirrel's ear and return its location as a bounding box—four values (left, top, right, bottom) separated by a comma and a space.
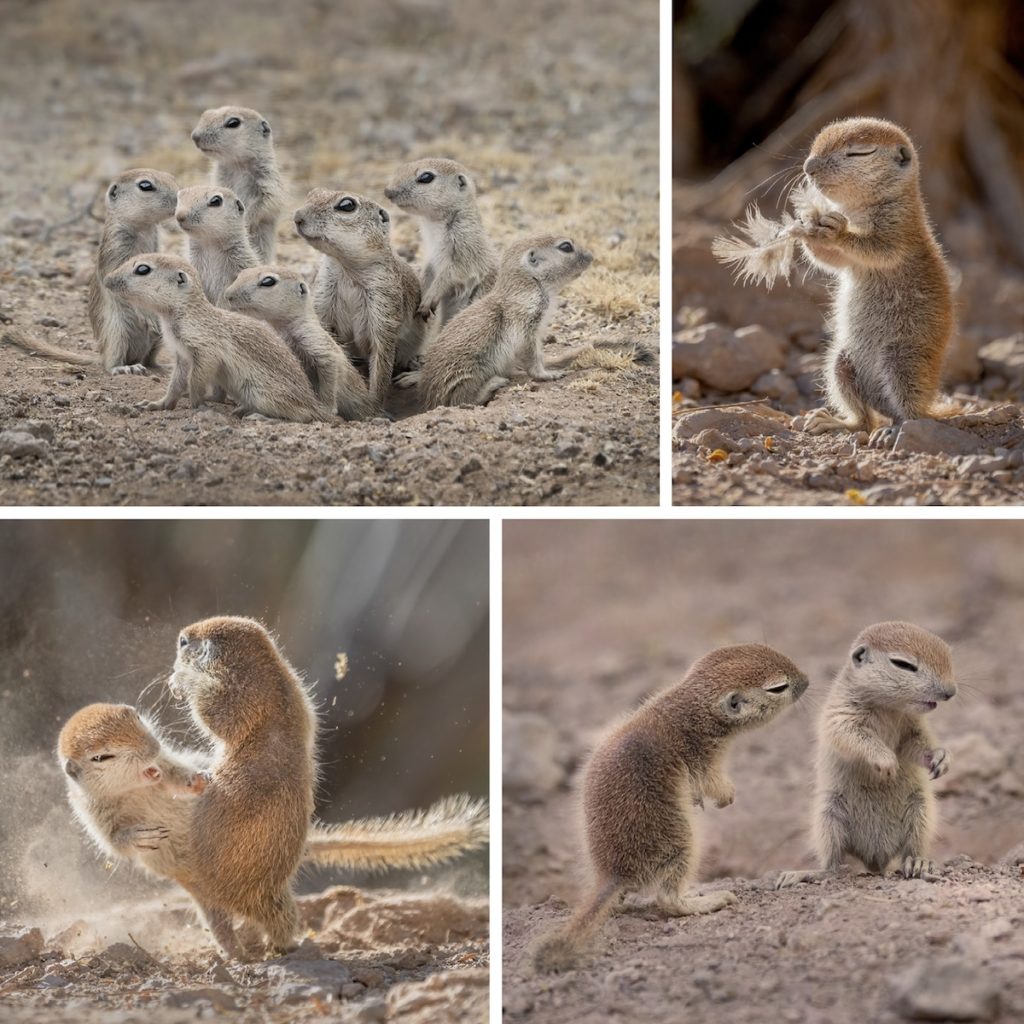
298, 282, 308, 296
851, 644, 869, 666
457, 174, 467, 189
527, 249, 539, 267
236, 199, 245, 214
108, 183, 118, 198
895, 144, 912, 167
724, 692, 744, 716
261, 120, 271, 136
177, 271, 188, 287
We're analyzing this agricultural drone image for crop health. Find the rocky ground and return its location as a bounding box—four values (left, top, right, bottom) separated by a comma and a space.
672, 186, 1024, 505
0, 0, 658, 507
502, 520, 1024, 1022
0, 885, 488, 1024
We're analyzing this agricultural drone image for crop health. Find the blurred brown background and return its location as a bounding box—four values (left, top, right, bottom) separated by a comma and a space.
503, 519, 1024, 907
0, 520, 488, 911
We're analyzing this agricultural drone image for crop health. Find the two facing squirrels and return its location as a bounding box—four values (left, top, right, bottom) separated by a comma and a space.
6, 105, 637, 422
58, 616, 488, 960
532, 621, 958, 974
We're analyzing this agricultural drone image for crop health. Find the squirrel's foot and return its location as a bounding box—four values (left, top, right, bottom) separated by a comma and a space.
129, 825, 170, 850
924, 747, 950, 780
530, 369, 565, 382
802, 408, 850, 435
111, 364, 149, 376
776, 868, 833, 890
869, 424, 900, 449
657, 891, 737, 917
901, 856, 937, 880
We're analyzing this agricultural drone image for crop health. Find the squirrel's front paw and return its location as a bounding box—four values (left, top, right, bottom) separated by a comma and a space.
416, 302, 436, 322
130, 825, 170, 850
806, 211, 848, 239
924, 748, 950, 780
871, 753, 899, 781
713, 782, 736, 808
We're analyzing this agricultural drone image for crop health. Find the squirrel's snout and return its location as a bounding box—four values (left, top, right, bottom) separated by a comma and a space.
803, 156, 822, 176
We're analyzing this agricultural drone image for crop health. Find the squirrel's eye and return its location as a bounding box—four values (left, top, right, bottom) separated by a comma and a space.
259, 276, 277, 287
90, 754, 115, 763
890, 658, 918, 672
557, 241, 574, 253
415, 172, 435, 184
138, 180, 154, 191
134, 264, 151, 275
208, 195, 223, 207
335, 197, 356, 212
225, 117, 242, 129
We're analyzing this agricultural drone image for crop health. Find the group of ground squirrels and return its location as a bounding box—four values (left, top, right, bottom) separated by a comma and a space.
8, 105, 616, 423
531, 621, 958, 973
57, 615, 489, 959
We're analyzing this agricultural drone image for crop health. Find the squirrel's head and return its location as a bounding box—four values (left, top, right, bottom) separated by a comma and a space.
383, 157, 479, 219
103, 253, 202, 313
502, 234, 594, 292
224, 265, 310, 323
105, 168, 178, 228
293, 189, 391, 265
175, 185, 246, 239
191, 106, 273, 163
58, 703, 164, 796
843, 621, 955, 713
803, 117, 918, 209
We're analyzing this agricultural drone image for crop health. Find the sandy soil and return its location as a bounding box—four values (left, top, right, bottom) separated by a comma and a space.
0, 884, 488, 1023
0, 0, 658, 507
502, 520, 1024, 1022
672, 184, 1024, 506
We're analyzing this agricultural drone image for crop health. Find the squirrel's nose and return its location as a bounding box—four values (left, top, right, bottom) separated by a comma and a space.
804, 156, 822, 176
64, 759, 79, 779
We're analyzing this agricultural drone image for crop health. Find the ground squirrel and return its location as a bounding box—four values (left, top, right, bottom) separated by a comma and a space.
792, 118, 955, 447
166, 616, 316, 957
59, 703, 488, 895
384, 158, 498, 328
531, 643, 809, 973
777, 622, 955, 889
5, 169, 179, 373
191, 106, 284, 262
225, 266, 375, 421
420, 234, 593, 408
175, 185, 258, 306
294, 188, 423, 412
104, 253, 327, 422
58, 703, 209, 883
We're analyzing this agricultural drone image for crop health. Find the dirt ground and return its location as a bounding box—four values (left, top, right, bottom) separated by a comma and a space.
0, 0, 658, 507
672, 184, 1024, 506
502, 521, 1024, 1023
0, 884, 488, 1023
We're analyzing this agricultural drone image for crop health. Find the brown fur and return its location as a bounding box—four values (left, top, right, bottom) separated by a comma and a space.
531, 643, 808, 972
795, 117, 955, 447
168, 616, 316, 957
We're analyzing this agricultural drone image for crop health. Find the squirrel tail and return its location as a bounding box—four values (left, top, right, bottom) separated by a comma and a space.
529, 879, 622, 974
2, 329, 96, 366
545, 339, 656, 370
303, 794, 488, 873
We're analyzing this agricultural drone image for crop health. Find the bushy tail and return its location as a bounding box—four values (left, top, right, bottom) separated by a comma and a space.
303, 794, 488, 873
529, 880, 622, 974
3, 329, 96, 366
545, 339, 656, 371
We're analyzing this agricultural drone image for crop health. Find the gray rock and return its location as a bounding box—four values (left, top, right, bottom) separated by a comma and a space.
750, 369, 798, 404
0, 928, 43, 967
674, 406, 792, 442
162, 988, 240, 1011
19, 419, 55, 441
0, 431, 48, 459
891, 957, 1000, 1021
672, 323, 787, 392
503, 711, 565, 800
891, 419, 985, 456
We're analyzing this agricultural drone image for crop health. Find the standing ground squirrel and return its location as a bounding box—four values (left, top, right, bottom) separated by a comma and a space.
531, 643, 809, 973
420, 234, 593, 408
777, 622, 955, 889
175, 185, 258, 306
793, 117, 955, 447
294, 188, 423, 412
191, 106, 284, 263
168, 616, 316, 957
58, 703, 488, 899
105, 253, 327, 422
384, 157, 498, 328
89, 168, 180, 374
225, 266, 375, 421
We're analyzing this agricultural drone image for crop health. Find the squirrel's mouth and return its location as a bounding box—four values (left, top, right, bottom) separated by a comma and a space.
913, 700, 938, 713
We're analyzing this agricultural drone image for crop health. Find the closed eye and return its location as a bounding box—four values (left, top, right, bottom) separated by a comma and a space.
764, 682, 790, 694
90, 754, 115, 762
890, 658, 918, 672
847, 148, 877, 157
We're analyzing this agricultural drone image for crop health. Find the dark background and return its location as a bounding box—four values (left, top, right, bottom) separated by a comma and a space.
0, 519, 488, 911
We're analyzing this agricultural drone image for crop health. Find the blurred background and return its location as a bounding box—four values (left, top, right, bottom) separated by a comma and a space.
673, 0, 1024, 408
503, 520, 1024, 907
0, 519, 488, 915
